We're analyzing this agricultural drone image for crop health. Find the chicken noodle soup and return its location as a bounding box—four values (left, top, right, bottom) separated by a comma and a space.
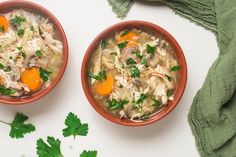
0, 10, 63, 97
88, 29, 180, 122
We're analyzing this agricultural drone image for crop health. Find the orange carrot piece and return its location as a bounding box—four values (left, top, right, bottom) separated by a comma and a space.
0, 15, 9, 34
21, 67, 42, 91
96, 74, 114, 95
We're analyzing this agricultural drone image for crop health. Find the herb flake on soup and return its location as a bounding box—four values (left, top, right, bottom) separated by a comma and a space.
88, 29, 180, 122
0, 10, 63, 97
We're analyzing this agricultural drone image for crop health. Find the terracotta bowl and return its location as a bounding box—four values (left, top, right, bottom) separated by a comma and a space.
0, 1, 68, 105
82, 21, 187, 126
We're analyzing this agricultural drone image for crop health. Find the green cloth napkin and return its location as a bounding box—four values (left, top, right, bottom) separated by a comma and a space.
108, 0, 236, 157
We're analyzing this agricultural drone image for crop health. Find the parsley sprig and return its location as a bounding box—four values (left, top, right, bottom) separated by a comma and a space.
36, 136, 63, 157
62, 112, 88, 139
80, 150, 97, 157
0, 113, 36, 139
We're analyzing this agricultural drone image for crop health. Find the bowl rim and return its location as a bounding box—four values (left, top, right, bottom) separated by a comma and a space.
81, 20, 187, 127
0, 0, 68, 105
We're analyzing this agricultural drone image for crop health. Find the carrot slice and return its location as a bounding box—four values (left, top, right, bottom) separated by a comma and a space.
0, 15, 8, 34
21, 67, 42, 91
96, 74, 114, 95
118, 31, 138, 46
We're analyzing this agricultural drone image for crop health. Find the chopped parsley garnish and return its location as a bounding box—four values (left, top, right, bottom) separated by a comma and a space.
4, 66, 11, 72
136, 93, 147, 104
108, 99, 129, 111
146, 44, 156, 55
63, 112, 88, 139
130, 66, 140, 78
152, 98, 162, 108
36, 136, 63, 157
17, 46, 22, 50
88, 71, 107, 81
165, 74, 172, 81
39, 68, 52, 83
17, 29, 25, 37
120, 30, 129, 37
0, 85, 16, 96
0, 63, 11, 72
100, 40, 106, 50
133, 50, 143, 59
20, 51, 26, 59
35, 50, 43, 57
0, 26, 4, 32
170, 65, 181, 72
126, 58, 136, 65
0, 63, 4, 69
121, 63, 125, 69
30, 25, 34, 31
0, 113, 36, 139
10, 16, 25, 28
80, 150, 97, 157
167, 89, 173, 97
134, 94, 147, 110
118, 41, 128, 49
141, 57, 148, 67
17, 46, 26, 58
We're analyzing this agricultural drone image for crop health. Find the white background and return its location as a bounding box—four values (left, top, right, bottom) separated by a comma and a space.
0, 0, 218, 156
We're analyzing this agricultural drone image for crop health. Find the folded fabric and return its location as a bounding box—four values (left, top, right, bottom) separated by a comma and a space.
108, 0, 236, 157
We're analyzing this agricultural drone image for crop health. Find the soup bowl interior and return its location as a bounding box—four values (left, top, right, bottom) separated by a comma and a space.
82, 21, 187, 126
0, 1, 68, 105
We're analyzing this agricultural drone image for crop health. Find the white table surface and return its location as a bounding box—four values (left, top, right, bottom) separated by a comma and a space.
0, 0, 219, 156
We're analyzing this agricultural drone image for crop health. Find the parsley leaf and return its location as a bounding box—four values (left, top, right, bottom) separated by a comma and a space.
134, 94, 147, 109
108, 99, 129, 111
141, 57, 148, 67
35, 50, 43, 57
10, 16, 25, 28
80, 150, 97, 157
126, 58, 136, 65
136, 94, 147, 105
100, 40, 106, 50
0, 85, 16, 96
40, 68, 52, 83
130, 66, 140, 78
17, 29, 25, 37
152, 98, 162, 108
6, 113, 35, 139
167, 89, 173, 97
36, 136, 63, 157
133, 50, 143, 59
88, 71, 107, 81
170, 65, 181, 72
0, 63, 4, 69
63, 112, 88, 139
118, 41, 128, 49
146, 44, 156, 55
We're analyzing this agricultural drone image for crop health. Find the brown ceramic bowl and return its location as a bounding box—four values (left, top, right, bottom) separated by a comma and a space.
82, 21, 187, 126
0, 1, 68, 105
